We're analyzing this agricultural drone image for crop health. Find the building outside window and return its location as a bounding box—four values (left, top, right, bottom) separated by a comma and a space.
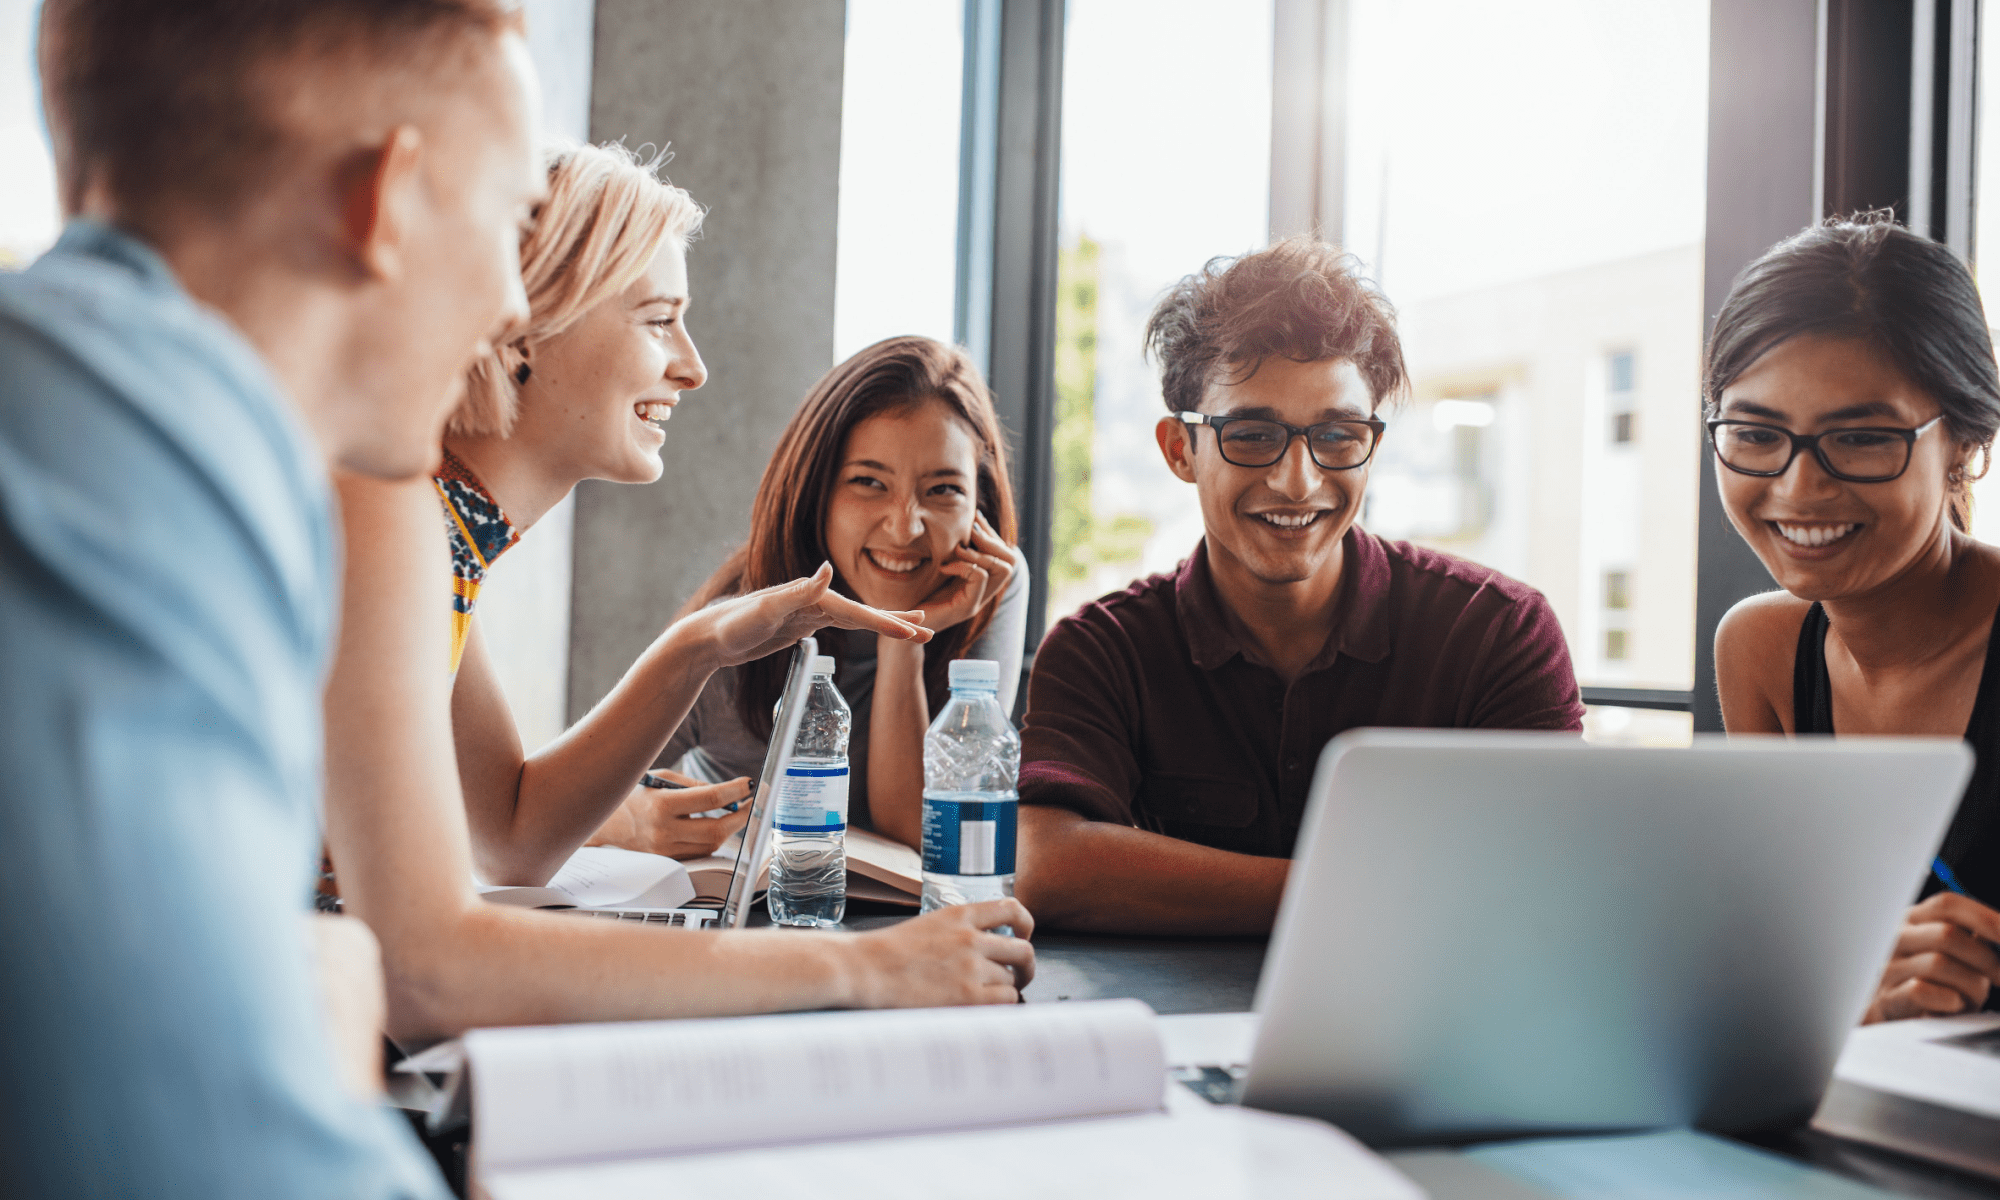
1345, 0, 1707, 745
1045, 0, 1275, 632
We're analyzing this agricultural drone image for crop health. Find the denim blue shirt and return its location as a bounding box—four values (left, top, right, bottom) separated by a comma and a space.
0, 220, 446, 1198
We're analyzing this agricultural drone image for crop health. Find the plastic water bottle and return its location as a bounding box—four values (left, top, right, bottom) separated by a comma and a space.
768, 656, 850, 927
920, 659, 1019, 929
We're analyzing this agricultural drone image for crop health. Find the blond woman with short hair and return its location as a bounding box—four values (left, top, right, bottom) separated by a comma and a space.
326, 143, 1033, 1043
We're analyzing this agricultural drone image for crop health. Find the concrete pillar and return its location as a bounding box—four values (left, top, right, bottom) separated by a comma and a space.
570, 0, 846, 721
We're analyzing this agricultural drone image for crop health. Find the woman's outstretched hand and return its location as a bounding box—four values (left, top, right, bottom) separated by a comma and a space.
1863, 891, 2000, 1022
687, 562, 931, 670
917, 513, 1015, 634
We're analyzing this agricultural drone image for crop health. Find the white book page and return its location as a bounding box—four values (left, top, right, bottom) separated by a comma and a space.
844, 827, 922, 891
1830, 1013, 2000, 1117
478, 847, 695, 910
469, 999, 1166, 1172
481, 1103, 1425, 1200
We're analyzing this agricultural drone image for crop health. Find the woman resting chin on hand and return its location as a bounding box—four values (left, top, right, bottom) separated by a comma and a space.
630, 337, 1030, 852
1707, 214, 2000, 1023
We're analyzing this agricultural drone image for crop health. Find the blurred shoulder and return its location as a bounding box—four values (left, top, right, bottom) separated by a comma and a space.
1716, 588, 1813, 656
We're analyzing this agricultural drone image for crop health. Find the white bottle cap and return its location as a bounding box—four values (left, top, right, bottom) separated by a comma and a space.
948, 658, 1000, 689
811, 655, 837, 676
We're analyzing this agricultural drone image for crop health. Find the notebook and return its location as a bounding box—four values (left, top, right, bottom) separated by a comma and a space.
1813, 1012, 2000, 1180
460, 1000, 1424, 1200
679, 825, 922, 907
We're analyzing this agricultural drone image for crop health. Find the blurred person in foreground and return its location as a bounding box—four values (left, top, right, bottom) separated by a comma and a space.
1712, 215, 2000, 1021
1013, 238, 1585, 937
0, 1, 545, 1195
325, 142, 1033, 1043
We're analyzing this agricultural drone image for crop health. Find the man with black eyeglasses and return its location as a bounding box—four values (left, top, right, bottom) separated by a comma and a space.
1013, 237, 1585, 936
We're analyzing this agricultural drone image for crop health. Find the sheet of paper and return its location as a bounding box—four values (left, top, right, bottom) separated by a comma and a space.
541, 846, 695, 908
1466, 1129, 1898, 1199
481, 1104, 1424, 1200
1824, 1013, 2000, 1117
468, 999, 1167, 1173
1158, 1011, 1258, 1069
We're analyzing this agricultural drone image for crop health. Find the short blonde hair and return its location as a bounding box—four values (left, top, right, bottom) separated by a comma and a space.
453, 140, 705, 437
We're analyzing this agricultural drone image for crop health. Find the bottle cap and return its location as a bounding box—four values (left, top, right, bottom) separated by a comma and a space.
948, 658, 1000, 689
811, 655, 837, 676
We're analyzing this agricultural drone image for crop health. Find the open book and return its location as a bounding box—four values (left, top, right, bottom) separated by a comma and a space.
1813, 1012, 2000, 1180
465, 999, 1422, 1200
681, 826, 923, 906
478, 846, 696, 912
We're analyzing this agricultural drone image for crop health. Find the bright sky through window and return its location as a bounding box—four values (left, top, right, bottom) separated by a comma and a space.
0, 0, 56, 267
831, 0, 964, 364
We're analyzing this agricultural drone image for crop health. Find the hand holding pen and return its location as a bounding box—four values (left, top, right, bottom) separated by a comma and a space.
584, 769, 753, 861
1862, 858, 2000, 1023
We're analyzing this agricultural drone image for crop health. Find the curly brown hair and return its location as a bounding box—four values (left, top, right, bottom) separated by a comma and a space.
1144, 235, 1407, 413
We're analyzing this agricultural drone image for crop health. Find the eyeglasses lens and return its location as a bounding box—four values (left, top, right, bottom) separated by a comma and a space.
1217, 420, 1375, 469
1716, 424, 1907, 482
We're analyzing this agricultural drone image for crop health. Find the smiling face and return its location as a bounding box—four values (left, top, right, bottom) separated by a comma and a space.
1158, 356, 1376, 589
509, 238, 706, 485
1714, 333, 1964, 600
823, 399, 982, 611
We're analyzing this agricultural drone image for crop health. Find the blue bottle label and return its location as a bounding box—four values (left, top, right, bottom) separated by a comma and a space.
921, 795, 1017, 875
775, 764, 848, 833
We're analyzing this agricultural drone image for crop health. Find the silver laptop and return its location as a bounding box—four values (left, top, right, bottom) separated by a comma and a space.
716, 636, 817, 930
1241, 729, 1971, 1146
562, 637, 817, 931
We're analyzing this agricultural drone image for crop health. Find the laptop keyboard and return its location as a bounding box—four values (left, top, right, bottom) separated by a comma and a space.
564, 909, 718, 928
1170, 1064, 1246, 1105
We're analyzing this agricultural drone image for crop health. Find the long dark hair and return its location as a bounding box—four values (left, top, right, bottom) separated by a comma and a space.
1704, 212, 2000, 530
683, 336, 1020, 738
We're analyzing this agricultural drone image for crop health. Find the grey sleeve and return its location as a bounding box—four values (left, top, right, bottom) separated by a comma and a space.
656, 664, 772, 782
655, 666, 718, 770
965, 546, 1032, 713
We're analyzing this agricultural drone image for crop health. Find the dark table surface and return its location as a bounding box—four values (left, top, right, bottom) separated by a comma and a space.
832, 900, 2000, 1199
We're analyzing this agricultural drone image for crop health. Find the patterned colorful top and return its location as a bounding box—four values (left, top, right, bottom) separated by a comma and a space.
434, 449, 520, 674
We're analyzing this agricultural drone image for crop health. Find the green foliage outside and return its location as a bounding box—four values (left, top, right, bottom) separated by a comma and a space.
1051, 235, 1153, 589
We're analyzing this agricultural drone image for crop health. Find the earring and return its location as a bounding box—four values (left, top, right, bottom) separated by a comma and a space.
514, 362, 533, 385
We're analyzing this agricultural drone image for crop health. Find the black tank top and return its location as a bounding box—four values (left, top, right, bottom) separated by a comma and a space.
1793, 601, 2000, 907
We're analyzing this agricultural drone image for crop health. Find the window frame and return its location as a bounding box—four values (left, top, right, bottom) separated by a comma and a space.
960, 0, 1981, 726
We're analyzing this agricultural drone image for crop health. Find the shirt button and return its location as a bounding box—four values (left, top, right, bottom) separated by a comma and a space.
1285, 759, 1300, 772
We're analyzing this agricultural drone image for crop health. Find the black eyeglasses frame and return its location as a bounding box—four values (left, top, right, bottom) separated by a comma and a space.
1704, 415, 1945, 483
1176, 411, 1388, 471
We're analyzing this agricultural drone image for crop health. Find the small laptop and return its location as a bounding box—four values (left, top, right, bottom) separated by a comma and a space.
560, 636, 817, 931
1238, 729, 1972, 1146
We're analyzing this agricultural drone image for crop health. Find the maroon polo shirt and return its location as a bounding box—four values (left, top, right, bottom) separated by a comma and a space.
1019, 528, 1584, 859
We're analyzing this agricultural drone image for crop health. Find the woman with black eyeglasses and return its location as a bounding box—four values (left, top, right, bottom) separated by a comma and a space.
1711, 213, 2000, 1023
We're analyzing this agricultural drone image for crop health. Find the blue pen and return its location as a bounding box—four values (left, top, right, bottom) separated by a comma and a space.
1933, 858, 2000, 959
1934, 856, 1972, 897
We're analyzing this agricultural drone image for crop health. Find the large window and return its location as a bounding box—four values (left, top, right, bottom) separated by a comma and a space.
1046, 0, 1275, 630
1345, 0, 1709, 744
832, 0, 965, 363
1973, 0, 2000, 542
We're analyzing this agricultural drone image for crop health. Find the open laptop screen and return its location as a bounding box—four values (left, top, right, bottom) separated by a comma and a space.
718, 637, 817, 930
